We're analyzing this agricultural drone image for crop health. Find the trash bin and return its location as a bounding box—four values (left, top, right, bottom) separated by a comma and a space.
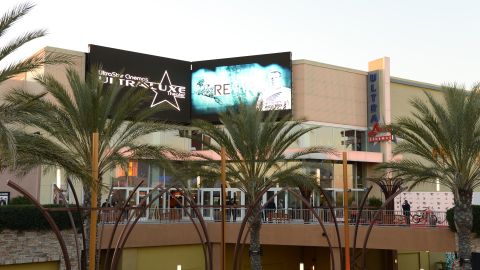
435, 261, 446, 270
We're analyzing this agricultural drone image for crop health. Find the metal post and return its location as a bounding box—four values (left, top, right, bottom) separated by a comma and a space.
221, 147, 227, 270
89, 132, 99, 270
343, 152, 350, 270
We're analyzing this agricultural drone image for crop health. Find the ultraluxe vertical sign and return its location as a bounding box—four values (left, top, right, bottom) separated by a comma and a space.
367, 71, 393, 148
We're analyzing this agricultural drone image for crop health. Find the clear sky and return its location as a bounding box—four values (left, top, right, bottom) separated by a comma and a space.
1, 0, 479, 87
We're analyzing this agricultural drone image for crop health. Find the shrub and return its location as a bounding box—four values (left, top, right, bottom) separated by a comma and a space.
0, 204, 82, 231
446, 205, 480, 236
367, 197, 383, 208
9, 196, 32, 205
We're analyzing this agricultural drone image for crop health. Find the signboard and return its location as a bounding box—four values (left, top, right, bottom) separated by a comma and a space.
191, 52, 292, 121
88, 45, 191, 123
395, 192, 454, 212
0, 191, 9, 205
367, 123, 393, 142
367, 71, 392, 144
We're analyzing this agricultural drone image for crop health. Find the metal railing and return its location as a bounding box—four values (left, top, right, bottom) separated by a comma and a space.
98, 206, 448, 227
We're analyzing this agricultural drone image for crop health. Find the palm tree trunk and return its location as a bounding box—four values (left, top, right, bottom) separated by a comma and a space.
454, 189, 473, 270
249, 205, 263, 270
83, 186, 91, 270
82, 185, 101, 270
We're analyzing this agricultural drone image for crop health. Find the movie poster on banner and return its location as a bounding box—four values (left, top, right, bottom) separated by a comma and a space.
88, 45, 191, 123
0, 191, 9, 206
191, 52, 292, 121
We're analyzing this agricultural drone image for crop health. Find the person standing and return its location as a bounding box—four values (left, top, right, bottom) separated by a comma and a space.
232, 198, 238, 222
266, 200, 276, 223
226, 198, 233, 222
402, 200, 411, 225
277, 199, 284, 210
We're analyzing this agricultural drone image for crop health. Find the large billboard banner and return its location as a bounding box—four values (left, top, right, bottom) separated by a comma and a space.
88, 45, 191, 123
191, 52, 292, 121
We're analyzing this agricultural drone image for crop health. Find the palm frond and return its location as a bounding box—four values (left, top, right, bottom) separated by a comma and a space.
382, 84, 480, 198
4, 67, 174, 194
190, 100, 330, 204
0, 3, 34, 37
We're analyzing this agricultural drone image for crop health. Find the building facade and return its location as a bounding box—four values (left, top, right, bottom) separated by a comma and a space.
0, 46, 455, 270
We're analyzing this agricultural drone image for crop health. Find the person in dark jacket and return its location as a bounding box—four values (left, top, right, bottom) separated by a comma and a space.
402, 200, 411, 225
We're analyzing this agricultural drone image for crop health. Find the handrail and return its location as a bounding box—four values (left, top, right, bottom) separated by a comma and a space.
94, 206, 449, 227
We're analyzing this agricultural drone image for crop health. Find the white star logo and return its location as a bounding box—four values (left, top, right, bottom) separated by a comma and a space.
150, 70, 183, 111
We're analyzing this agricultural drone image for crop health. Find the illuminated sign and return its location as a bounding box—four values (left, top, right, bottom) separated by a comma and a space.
0, 191, 9, 205
367, 122, 393, 142
99, 70, 186, 111
89, 46, 291, 123
191, 52, 292, 121
150, 71, 186, 110
88, 45, 191, 122
367, 71, 392, 143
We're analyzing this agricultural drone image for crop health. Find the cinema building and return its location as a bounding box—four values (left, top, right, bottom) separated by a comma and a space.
0, 45, 459, 270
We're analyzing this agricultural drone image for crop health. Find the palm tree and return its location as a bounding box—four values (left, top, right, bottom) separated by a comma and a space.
379, 84, 480, 270
192, 102, 329, 270
5, 67, 175, 268
0, 2, 71, 159
367, 175, 405, 211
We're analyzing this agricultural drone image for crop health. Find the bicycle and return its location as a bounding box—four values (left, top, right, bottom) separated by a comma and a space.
411, 207, 438, 226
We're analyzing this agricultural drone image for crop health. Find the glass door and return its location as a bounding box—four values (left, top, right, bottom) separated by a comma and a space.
201, 189, 213, 220
136, 188, 149, 220
213, 190, 221, 221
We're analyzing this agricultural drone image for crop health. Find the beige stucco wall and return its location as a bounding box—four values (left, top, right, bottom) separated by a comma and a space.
101, 222, 455, 252
0, 168, 41, 201
292, 60, 367, 127
390, 81, 442, 121
43, 47, 85, 87
0, 47, 86, 201
0, 73, 44, 200
390, 81, 445, 192
0, 47, 85, 99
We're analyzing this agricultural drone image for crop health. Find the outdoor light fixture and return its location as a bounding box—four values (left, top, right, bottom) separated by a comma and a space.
316, 169, 321, 185
436, 178, 440, 192
196, 176, 201, 187
177, 265, 181, 270
299, 262, 304, 270
56, 168, 61, 189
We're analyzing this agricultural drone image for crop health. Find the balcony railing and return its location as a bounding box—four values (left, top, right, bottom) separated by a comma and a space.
98, 206, 448, 228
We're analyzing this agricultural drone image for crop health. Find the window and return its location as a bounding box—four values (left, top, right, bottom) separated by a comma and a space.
191, 131, 211, 151
115, 160, 138, 177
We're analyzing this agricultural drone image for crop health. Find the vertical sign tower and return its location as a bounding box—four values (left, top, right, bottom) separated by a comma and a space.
367, 57, 392, 162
